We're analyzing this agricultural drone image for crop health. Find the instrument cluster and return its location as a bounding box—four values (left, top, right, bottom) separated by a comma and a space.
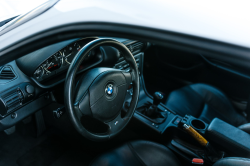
34, 40, 94, 81
34, 52, 63, 79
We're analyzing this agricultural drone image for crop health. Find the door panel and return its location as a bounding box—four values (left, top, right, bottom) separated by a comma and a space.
143, 45, 250, 102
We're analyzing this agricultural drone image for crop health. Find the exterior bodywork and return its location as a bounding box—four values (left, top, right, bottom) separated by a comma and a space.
0, 0, 250, 51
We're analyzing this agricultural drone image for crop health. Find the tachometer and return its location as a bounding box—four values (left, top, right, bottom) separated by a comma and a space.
46, 51, 62, 72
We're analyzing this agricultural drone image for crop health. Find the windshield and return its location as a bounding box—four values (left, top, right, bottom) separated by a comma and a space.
0, 0, 48, 22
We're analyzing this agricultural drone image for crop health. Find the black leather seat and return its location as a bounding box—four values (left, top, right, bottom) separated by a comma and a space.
91, 140, 181, 166
91, 140, 250, 166
165, 83, 247, 127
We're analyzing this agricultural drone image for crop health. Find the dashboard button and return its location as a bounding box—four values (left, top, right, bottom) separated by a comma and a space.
173, 117, 181, 125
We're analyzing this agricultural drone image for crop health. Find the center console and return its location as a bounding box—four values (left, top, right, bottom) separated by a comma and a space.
136, 91, 168, 124
114, 50, 178, 134
168, 116, 250, 165
120, 50, 250, 165
206, 118, 250, 158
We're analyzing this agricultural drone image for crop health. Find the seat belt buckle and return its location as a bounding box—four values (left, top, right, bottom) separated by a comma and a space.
192, 158, 204, 165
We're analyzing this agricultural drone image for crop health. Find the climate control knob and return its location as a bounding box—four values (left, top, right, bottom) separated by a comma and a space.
25, 84, 35, 94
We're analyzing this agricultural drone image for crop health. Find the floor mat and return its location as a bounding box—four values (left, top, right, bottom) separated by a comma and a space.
50, 150, 93, 166
17, 136, 69, 166
0, 121, 52, 166
15, 128, 140, 166
0, 110, 142, 166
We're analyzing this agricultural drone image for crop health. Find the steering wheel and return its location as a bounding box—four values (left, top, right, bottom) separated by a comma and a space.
64, 38, 140, 141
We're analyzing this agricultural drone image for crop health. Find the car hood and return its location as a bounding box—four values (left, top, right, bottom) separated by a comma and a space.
0, 0, 250, 51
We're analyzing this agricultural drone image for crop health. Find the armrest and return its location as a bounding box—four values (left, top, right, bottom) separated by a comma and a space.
206, 118, 250, 158
214, 157, 250, 166
238, 123, 250, 134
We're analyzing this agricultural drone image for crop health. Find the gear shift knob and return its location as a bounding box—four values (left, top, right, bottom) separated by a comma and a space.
153, 92, 164, 106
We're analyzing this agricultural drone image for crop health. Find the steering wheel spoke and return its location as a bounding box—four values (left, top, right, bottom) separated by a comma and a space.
105, 113, 127, 135
122, 71, 133, 85
73, 104, 85, 119
75, 91, 92, 117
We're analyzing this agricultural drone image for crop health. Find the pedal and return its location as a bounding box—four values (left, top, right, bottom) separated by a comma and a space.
4, 125, 15, 135
35, 110, 46, 137
22, 116, 32, 124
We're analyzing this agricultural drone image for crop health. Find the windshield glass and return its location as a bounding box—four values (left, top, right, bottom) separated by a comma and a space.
0, 0, 48, 22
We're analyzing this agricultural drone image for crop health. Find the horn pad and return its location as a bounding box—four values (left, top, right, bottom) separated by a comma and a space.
89, 70, 127, 122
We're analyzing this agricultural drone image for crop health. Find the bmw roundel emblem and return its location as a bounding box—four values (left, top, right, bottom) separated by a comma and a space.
105, 84, 113, 95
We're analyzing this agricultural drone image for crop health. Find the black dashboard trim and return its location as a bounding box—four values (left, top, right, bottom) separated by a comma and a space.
30, 55, 103, 89
0, 65, 18, 84
16, 38, 79, 77
32, 37, 98, 78
0, 94, 52, 131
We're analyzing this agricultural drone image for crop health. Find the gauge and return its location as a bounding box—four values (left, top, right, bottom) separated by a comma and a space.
53, 51, 63, 64
34, 66, 44, 79
74, 42, 81, 52
41, 60, 50, 75
46, 52, 62, 72
63, 42, 81, 64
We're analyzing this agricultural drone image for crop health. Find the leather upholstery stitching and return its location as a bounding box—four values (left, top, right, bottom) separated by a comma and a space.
186, 86, 208, 118
188, 86, 237, 124
127, 142, 147, 166
130, 140, 181, 165
90, 140, 181, 166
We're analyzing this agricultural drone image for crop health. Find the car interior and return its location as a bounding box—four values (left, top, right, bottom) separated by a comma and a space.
1, 35, 250, 166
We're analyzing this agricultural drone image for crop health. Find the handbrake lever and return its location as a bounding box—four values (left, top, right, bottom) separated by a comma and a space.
183, 124, 208, 147
183, 124, 224, 163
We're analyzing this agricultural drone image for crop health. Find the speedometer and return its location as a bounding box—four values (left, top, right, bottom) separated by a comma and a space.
63, 42, 81, 64
46, 51, 63, 72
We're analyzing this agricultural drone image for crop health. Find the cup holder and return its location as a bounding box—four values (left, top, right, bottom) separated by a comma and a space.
191, 119, 206, 130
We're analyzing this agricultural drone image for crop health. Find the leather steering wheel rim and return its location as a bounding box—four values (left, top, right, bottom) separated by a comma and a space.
64, 38, 140, 141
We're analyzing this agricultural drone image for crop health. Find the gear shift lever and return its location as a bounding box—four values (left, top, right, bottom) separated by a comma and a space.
136, 91, 167, 124
153, 92, 164, 106
146, 92, 164, 116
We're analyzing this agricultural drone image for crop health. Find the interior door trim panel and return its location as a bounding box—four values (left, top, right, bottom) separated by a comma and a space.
159, 61, 204, 72
201, 55, 250, 80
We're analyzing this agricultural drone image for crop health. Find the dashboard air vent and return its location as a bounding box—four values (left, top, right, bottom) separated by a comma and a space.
0, 67, 15, 80
126, 42, 144, 53
132, 42, 143, 50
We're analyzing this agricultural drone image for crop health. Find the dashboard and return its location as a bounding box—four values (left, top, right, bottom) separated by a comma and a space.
33, 38, 99, 81
0, 36, 148, 131
16, 37, 104, 84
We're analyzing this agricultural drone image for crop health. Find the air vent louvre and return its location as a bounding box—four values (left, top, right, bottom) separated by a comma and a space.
1, 89, 20, 112
0, 67, 15, 80
132, 42, 143, 49
126, 42, 144, 53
